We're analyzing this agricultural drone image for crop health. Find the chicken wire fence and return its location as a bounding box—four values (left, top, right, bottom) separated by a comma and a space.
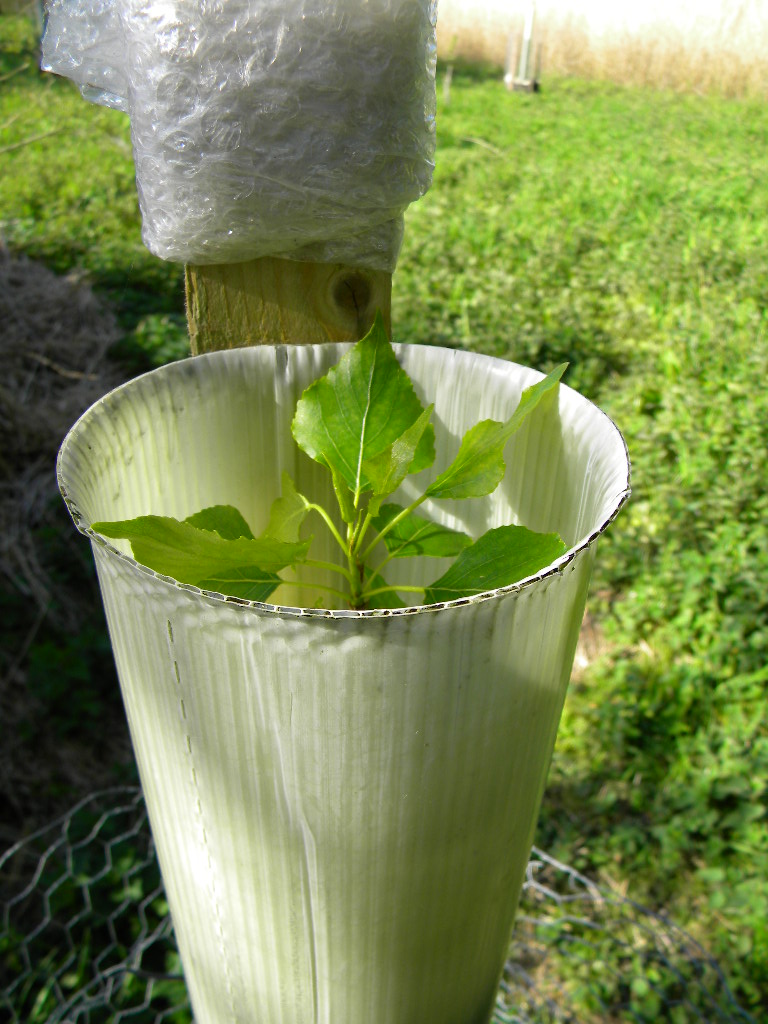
0, 786, 755, 1024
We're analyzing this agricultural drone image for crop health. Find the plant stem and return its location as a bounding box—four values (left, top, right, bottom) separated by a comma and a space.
351, 509, 374, 557
347, 548, 366, 608
306, 502, 348, 556
303, 558, 356, 586
363, 584, 427, 600
370, 551, 396, 578
358, 494, 428, 562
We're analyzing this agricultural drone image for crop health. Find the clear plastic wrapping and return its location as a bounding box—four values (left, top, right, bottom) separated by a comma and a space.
41, 1, 437, 270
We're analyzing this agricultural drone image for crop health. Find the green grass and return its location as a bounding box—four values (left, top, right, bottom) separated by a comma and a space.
393, 73, 768, 1013
0, 16, 185, 359
2, 16, 766, 1018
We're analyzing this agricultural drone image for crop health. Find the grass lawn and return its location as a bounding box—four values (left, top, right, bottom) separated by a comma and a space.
2, 14, 766, 1019
396, 70, 768, 1016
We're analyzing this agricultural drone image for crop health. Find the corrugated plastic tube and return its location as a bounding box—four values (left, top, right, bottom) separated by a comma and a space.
58, 344, 629, 1024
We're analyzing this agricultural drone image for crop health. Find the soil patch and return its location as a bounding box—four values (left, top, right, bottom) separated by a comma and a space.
0, 248, 134, 843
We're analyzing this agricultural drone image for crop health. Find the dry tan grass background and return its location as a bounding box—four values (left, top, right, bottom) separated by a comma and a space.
3, 0, 767, 96
437, 0, 768, 97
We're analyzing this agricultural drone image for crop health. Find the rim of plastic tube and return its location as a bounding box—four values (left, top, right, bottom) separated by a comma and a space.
57, 346, 631, 620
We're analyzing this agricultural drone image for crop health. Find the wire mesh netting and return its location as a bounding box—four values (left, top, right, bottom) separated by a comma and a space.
1, 787, 756, 1024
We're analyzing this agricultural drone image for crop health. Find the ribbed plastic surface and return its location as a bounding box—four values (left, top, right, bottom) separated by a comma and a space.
58, 345, 629, 1024
41, 1, 437, 271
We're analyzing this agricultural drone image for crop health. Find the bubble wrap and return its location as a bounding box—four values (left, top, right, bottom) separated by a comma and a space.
41, 0, 437, 270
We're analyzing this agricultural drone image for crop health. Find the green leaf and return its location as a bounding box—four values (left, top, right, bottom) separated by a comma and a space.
92, 516, 309, 592
423, 525, 567, 604
184, 504, 254, 540
362, 405, 435, 500
291, 312, 435, 499
426, 419, 509, 500
426, 364, 566, 501
372, 504, 473, 558
195, 566, 282, 602
262, 473, 311, 542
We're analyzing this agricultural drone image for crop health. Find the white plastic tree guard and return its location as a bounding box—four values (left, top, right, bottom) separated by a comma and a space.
58, 343, 629, 1024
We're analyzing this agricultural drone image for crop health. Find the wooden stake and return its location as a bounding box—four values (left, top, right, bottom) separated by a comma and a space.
185, 256, 392, 353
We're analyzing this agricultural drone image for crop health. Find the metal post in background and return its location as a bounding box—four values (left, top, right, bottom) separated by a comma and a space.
505, 1, 540, 93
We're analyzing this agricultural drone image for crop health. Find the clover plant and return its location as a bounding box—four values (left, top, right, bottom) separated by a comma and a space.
94, 315, 567, 609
